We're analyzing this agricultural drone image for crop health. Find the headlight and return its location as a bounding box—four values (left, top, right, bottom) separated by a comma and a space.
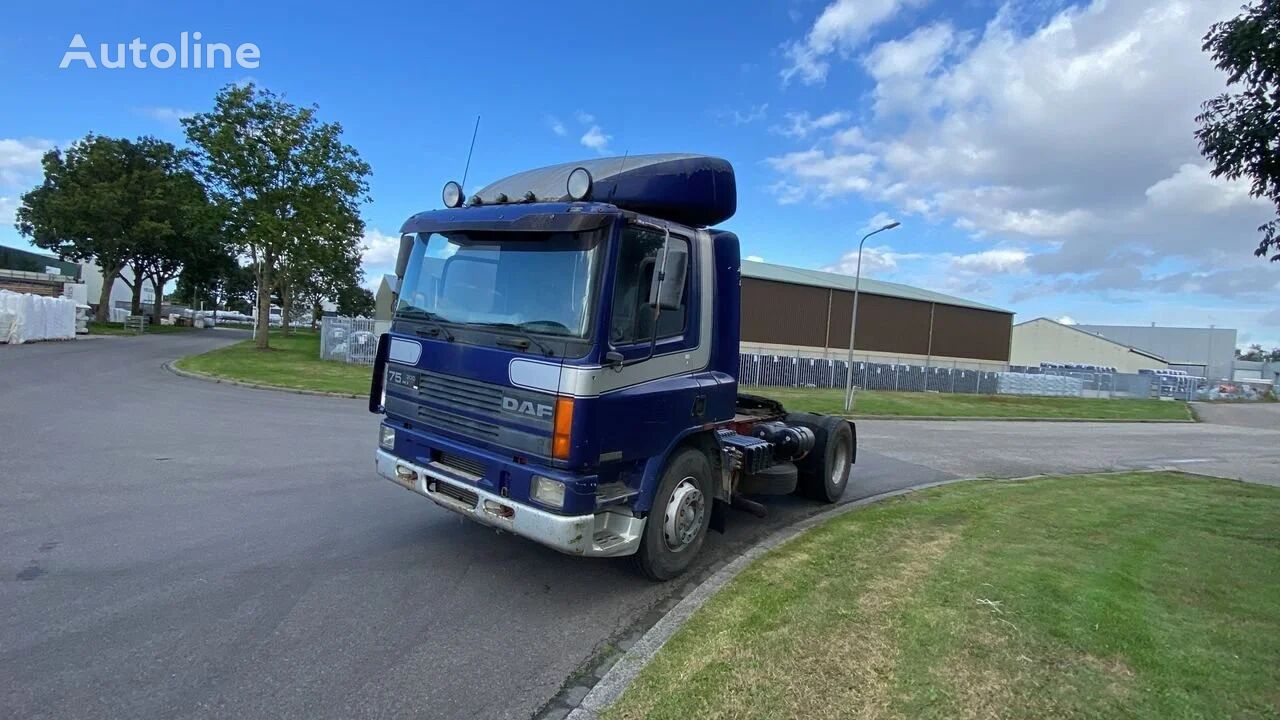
531, 475, 565, 508
379, 425, 396, 450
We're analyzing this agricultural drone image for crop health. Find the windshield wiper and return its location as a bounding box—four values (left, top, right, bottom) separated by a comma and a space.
396, 308, 455, 341
470, 322, 557, 357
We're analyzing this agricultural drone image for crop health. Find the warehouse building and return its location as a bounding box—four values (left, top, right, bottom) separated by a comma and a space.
1009, 318, 1169, 374
739, 260, 1013, 369
1075, 324, 1237, 380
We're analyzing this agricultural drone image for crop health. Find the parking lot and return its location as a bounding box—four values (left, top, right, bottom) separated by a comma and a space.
2, 332, 1276, 720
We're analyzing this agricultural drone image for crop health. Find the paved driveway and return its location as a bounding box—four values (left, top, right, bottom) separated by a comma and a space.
0, 333, 942, 720
3, 335, 1275, 719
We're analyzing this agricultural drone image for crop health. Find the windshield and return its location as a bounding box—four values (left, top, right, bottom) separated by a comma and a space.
395, 230, 603, 338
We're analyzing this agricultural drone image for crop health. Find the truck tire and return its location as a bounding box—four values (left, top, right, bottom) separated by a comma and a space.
635, 447, 713, 581
787, 413, 854, 503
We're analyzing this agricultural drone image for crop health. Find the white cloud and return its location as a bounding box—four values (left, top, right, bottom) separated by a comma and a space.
136, 106, 194, 125
0, 196, 17, 226
823, 244, 924, 276
361, 228, 401, 267
1056, 315, 1078, 325
1144, 163, 1265, 214
781, 0, 926, 85
772, 110, 851, 139
766, 148, 876, 200
0, 138, 54, 187
767, 0, 1274, 301
951, 248, 1029, 273
745, 255, 765, 263
862, 23, 958, 114
580, 125, 611, 154
722, 104, 769, 125
860, 211, 898, 233
575, 111, 595, 125
546, 115, 567, 137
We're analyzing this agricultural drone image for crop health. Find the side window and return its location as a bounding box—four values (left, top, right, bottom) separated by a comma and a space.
610, 227, 689, 345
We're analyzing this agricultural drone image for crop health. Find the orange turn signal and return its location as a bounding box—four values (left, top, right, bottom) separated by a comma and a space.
552, 396, 574, 459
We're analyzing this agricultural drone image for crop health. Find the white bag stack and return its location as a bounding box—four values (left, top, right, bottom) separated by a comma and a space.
0, 290, 77, 344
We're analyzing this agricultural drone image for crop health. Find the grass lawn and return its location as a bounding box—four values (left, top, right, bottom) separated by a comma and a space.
609, 472, 1280, 720
748, 386, 1193, 421
88, 321, 197, 335
174, 331, 372, 396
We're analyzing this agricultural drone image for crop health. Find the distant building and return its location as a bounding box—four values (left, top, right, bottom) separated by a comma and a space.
1076, 324, 1237, 380
374, 274, 400, 322
738, 260, 1013, 369
1010, 318, 1169, 373
80, 263, 157, 315
0, 246, 81, 296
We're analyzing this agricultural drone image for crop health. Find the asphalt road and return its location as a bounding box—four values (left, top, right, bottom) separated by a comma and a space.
0, 331, 945, 720
3, 333, 1276, 719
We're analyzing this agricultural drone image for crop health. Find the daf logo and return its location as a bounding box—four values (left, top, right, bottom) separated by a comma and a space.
502, 397, 553, 419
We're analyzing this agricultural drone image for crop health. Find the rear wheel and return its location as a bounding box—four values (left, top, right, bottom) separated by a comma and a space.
635, 447, 713, 581
789, 413, 854, 503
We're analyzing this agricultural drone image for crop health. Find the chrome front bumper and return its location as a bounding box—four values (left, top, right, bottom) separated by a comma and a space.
375, 450, 643, 557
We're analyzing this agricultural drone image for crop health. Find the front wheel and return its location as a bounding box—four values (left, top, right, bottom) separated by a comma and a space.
635, 447, 713, 581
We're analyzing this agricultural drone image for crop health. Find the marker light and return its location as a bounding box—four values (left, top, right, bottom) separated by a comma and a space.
442, 181, 464, 208
552, 396, 574, 460
566, 167, 593, 201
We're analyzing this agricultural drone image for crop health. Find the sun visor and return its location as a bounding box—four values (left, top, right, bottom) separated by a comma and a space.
473, 154, 736, 227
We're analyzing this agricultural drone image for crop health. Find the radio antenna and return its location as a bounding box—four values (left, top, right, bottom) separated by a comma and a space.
461, 115, 480, 190
608, 150, 629, 200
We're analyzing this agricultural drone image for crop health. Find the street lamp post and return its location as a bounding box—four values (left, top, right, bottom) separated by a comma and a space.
843, 220, 902, 411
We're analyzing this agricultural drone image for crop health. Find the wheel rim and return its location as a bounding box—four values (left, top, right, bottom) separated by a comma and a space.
663, 477, 705, 552
831, 441, 849, 486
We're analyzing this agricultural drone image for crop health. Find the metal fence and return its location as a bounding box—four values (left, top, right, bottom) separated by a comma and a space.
320, 316, 379, 364
738, 353, 1001, 394
740, 352, 1203, 400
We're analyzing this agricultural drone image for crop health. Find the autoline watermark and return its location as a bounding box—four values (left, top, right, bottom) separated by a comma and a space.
60, 32, 260, 70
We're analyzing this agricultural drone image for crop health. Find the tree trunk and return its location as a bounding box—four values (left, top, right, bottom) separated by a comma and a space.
311, 301, 320, 331
126, 264, 145, 316
280, 279, 292, 336
149, 273, 169, 324
95, 262, 122, 323
255, 264, 272, 350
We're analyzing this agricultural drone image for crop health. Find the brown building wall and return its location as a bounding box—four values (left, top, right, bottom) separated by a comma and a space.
739, 278, 832, 348
740, 277, 1012, 362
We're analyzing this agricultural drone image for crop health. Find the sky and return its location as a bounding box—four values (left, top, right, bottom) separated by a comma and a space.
1, 0, 1277, 349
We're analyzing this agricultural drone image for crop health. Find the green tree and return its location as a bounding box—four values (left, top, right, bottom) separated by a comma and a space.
337, 286, 375, 318
1196, 0, 1280, 262
14, 135, 172, 322
182, 83, 371, 348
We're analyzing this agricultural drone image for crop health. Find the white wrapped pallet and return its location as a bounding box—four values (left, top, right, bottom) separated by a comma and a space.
0, 290, 77, 343
997, 371, 1082, 397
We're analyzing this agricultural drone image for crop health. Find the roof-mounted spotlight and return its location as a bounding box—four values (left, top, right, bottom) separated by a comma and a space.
442, 181, 465, 208
566, 167, 593, 201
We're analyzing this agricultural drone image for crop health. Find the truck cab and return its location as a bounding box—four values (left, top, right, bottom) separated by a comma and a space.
372, 154, 855, 579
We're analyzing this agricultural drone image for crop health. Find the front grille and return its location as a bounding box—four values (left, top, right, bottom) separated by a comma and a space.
433, 480, 479, 508
415, 404, 501, 440
438, 452, 485, 479
417, 371, 503, 414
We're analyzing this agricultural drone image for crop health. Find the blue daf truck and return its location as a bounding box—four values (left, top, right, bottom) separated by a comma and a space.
370, 154, 855, 579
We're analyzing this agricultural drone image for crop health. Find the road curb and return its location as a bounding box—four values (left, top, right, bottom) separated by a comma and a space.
843, 415, 1195, 423
561, 475, 977, 720
163, 361, 363, 399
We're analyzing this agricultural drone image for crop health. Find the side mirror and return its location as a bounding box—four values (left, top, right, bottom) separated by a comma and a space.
604, 350, 624, 369
648, 241, 688, 311
394, 234, 415, 278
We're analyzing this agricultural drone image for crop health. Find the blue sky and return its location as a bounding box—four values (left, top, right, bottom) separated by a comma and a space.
2, 0, 1277, 348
